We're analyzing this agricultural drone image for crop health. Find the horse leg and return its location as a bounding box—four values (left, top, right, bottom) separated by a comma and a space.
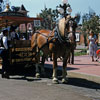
40, 55, 45, 77
35, 63, 40, 78
67, 53, 71, 64
71, 49, 74, 64
35, 54, 40, 78
52, 54, 59, 84
62, 57, 68, 84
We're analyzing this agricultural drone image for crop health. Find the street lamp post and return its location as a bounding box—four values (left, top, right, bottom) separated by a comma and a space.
57, 0, 72, 18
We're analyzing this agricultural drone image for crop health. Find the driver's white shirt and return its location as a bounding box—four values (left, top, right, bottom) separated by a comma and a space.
2, 36, 8, 50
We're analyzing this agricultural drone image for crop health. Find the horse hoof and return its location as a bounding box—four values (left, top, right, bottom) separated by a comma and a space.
35, 73, 40, 78
52, 78, 59, 84
62, 78, 68, 84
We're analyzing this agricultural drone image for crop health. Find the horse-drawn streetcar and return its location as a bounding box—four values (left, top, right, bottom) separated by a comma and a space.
0, 4, 42, 67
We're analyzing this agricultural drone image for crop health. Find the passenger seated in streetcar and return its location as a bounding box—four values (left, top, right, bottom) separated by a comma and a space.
10, 27, 19, 40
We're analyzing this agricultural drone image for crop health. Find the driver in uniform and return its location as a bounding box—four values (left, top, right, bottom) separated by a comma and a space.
0, 29, 10, 78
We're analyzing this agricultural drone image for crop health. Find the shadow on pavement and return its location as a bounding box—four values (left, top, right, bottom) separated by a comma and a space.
68, 77, 100, 90
0, 63, 100, 90
45, 66, 100, 90
45, 64, 79, 71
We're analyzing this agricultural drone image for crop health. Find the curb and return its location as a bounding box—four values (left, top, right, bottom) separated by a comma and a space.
1, 64, 100, 84
68, 71, 100, 84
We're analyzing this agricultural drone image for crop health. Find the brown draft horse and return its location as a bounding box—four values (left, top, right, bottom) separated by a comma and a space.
67, 41, 76, 64
31, 15, 77, 83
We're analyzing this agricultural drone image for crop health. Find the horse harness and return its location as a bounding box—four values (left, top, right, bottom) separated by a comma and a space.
32, 31, 55, 56
32, 16, 76, 56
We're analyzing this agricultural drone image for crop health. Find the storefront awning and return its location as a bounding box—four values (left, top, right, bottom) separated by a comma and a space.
0, 13, 42, 28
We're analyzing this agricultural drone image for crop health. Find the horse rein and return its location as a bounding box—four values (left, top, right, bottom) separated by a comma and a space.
35, 30, 56, 44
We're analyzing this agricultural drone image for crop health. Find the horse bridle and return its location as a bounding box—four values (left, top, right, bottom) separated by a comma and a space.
64, 18, 77, 43
54, 18, 75, 43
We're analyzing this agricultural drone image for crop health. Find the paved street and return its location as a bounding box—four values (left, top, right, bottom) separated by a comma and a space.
0, 54, 100, 100
0, 75, 100, 100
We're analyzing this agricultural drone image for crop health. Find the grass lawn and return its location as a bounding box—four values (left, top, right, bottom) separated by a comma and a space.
74, 49, 87, 56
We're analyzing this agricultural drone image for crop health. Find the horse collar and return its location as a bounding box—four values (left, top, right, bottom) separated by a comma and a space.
55, 24, 70, 44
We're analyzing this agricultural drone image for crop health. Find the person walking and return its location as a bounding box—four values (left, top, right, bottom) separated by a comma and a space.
0, 29, 10, 78
88, 30, 98, 62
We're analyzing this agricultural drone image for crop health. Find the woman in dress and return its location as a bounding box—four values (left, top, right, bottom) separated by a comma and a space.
88, 31, 98, 62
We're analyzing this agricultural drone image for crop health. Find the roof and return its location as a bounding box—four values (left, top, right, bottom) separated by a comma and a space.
0, 12, 42, 28
19, 4, 27, 11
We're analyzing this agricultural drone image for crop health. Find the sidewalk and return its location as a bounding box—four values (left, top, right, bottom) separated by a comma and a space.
45, 55, 100, 84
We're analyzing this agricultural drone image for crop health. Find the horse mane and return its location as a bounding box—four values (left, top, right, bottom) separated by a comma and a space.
58, 15, 71, 37
58, 18, 65, 37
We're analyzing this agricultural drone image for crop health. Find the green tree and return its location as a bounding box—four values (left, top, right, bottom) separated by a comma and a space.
37, 7, 58, 30
82, 11, 100, 46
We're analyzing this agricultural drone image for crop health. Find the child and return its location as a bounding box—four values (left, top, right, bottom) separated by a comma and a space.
96, 49, 100, 62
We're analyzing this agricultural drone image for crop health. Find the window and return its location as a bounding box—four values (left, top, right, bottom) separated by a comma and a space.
33, 20, 41, 27
75, 33, 80, 42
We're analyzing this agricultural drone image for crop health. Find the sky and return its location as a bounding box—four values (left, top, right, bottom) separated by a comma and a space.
9, 0, 100, 17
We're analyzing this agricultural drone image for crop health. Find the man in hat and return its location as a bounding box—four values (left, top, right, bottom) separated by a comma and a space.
0, 28, 9, 78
